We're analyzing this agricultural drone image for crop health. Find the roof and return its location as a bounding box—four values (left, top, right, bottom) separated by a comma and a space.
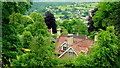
73, 34, 87, 39
61, 34, 87, 39
58, 47, 78, 58
71, 39, 94, 54
55, 34, 94, 58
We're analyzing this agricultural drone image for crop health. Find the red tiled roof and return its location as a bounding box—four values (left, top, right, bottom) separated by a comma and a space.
54, 36, 68, 52
57, 36, 68, 45
72, 39, 94, 54
55, 35, 94, 56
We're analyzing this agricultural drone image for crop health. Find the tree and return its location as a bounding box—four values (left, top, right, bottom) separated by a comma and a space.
75, 54, 94, 66
72, 19, 88, 35
92, 2, 119, 33
91, 26, 118, 66
8, 12, 59, 66
60, 18, 88, 35
88, 8, 98, 33
2, 2, 32, 66
2, 24, 22, 66
44, 11, 57, 33
91, 2, 120, 65
60, 19, 71, 33
22, 31, 33, 48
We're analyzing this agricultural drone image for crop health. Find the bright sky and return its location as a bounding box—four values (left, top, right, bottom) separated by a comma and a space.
2, 0, 119, 2
33, 0, 101, 2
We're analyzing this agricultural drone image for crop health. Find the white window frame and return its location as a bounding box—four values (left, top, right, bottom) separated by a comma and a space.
68, 49, 74, 56
61, 42, 68, 51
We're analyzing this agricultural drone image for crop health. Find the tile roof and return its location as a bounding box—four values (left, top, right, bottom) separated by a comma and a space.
55, 34, 94, 58
58, 47, 78, 58
61, 34, 87, 39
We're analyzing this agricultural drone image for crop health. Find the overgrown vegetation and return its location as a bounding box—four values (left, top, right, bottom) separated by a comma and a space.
2, 1, 120, 67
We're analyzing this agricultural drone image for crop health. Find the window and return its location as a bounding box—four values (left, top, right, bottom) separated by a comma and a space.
69, 52, 74, 56
68, 49, 74, 56
63, 47, 67, 51
61, 42, 68, 51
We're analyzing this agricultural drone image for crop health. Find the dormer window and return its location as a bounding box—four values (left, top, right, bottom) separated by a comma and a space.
68, 49, 74, 56
61, 42, 68, 51
63, 46, 67, 51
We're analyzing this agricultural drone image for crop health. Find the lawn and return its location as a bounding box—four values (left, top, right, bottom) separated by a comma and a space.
54, 15, 64, 18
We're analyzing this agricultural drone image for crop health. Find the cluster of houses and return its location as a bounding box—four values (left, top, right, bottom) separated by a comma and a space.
46, 5, 91, 22
49, 28, 97, 59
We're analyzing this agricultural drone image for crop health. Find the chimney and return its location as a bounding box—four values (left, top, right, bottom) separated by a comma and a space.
57, 28, 61, 38
77, 33, 79, 36
94, 32, 98, 41
67, 34, 73, 47
50, 28, 53, 34
48, 28, 53, 34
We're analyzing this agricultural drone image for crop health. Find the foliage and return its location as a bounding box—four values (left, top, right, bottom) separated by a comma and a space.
91, 26, 118, 66
2, 1, 120, 67
2, 24, 21, 66
60, 18, 88, 35
22, 15, 34, 27
11, 53, 37, 66
72, 19, 88, 35
92, 2, 120, 35
2, 2, 32, 22
75, 54, 94, 66
22, 31, 33, 48
88, 31, 97, 40
93, 2, 113, 27
88, 1, 120, 67
2, 2, 32, 66
8, 12, 58, 66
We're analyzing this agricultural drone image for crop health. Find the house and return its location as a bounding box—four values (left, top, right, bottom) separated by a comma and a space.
54, 29, 95, 59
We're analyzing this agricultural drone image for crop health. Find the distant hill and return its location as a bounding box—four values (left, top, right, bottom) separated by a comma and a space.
27, 2, 98, 21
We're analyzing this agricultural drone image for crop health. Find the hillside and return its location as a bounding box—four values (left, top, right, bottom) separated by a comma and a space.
27, 2, 98, 21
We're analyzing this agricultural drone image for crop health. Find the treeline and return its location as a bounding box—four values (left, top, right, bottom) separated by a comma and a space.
28, 2, 75, 14
56, 18, 88, 35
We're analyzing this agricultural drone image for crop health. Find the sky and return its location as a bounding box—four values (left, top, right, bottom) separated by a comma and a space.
33, 0, 101, 2
2, 0, 120, 2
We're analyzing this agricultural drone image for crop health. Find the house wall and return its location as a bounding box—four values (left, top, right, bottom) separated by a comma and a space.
60, 52, 76, 59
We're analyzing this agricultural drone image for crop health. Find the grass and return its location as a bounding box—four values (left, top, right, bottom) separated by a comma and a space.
67, 5, 73, 7
58, 6, 67, 11
54, 15, 64, 18
53, 2, 98, 18
75, 7, 81, 9
86, 3, 98, 7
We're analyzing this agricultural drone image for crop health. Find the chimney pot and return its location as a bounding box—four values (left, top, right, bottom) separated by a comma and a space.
94, 32, 98, 41
57, 28, 61, 38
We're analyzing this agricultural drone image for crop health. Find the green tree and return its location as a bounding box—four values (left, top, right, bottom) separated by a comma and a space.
72, 19, 88, 35
91, 2, 120, 66
2, 2, 32, 66
22, 31, 33, 48
9, 13, 24, 35
29, 12, 47, 36
22, 15, 34, 27
60, 18, 88, 35
75, 54, 94, 66
92, 2, 120, 34
9, 12, 59, 66
91, 26, 118, 66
